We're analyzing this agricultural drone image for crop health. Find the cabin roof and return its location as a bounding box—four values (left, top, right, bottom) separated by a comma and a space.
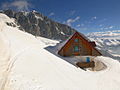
57, 31, 102, 55
57, 31, 90, 50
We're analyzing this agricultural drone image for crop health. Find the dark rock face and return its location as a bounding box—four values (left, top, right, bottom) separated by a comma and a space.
1, 9, 76, 40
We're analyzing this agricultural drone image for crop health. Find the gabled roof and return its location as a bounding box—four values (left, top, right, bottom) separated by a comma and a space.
58, 31, 90, 50
58, 31, 102, 55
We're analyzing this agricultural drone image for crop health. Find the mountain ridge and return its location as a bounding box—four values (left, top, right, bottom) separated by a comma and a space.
2, 9, 120, 60
0, 9, 76, 40
87, 30, 120, 60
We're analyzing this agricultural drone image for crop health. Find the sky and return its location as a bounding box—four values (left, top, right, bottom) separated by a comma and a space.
0, 0, 120, 34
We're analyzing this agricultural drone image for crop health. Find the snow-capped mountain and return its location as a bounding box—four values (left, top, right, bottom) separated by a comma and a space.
0, 13, 120, 90
0, 9, 75, 40
2, 10, 120, 60
87, 30, 120, 60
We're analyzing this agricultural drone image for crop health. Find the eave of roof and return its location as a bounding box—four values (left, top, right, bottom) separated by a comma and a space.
58, 31, 102, 55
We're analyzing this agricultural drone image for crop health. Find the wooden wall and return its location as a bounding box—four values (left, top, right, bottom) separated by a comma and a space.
58, 32, 101, 57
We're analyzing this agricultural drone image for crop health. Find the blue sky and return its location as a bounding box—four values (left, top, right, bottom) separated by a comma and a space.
0, 0, 120, 34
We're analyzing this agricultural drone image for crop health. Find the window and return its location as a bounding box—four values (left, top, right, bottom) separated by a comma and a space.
86, 57, 90, 62
74, 46, 79, 52
74, 38, 79, 42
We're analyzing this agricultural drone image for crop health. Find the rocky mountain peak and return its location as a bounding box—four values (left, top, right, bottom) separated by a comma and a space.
1, 9, 76, 40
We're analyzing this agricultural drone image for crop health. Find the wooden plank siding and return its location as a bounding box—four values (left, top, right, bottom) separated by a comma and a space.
58, 32, 102, 56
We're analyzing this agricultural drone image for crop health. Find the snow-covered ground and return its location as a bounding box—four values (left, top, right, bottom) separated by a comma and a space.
0, 13, 120, 90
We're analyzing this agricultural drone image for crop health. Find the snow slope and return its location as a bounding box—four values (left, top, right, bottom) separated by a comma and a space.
88, 30, 120, 60
0, 13, 120, 90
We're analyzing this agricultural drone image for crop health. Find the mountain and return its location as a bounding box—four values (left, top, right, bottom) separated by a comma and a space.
2, 9, 120, 60
87, 30, 120, 60
0, 9, 76, 40
0, 13, 120, 90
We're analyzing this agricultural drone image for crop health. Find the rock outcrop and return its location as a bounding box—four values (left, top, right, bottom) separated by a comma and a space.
1, 9, 76, 40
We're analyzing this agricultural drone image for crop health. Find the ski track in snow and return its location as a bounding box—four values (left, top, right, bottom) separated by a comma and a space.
0, 32, 11, 90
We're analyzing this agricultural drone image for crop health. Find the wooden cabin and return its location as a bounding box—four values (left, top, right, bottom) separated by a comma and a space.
58, 31, 102, 57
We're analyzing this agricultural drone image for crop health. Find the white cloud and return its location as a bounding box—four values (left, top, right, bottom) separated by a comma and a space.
1, 0, 31, 11
65, 16, 80, 26
99, 24, 103, 27
101, 26, 114, 30
100, 28, 104, 30
109, 26, 114, 29
91, 16, 97, 20
48, 12, 55, 17
69, 10, 76, 16
81, 24, 84, 26
76, 24, 81, 27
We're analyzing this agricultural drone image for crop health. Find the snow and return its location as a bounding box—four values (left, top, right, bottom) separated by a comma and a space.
55, 26, 59, 31
36, 36, 59, 46
35, 14, 44, 21
87, 30, 120, 60
60, 31, 65, 35
0, 13, 120, 90
23, 12, 29, 16
55, 26, 66, 35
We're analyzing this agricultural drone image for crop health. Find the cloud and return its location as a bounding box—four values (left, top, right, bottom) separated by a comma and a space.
109, 26, 114, 29
69, 10, 76, 16
64, 16, 80, 26
101, 26, 114, 30
1, 0, 32, 11
91, 16, 97, 20
76, 24, 81, 27
84, 16, 97, 24
105, 26, 114, 29
99, 24, 103, 27
48, 12, 55, 17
